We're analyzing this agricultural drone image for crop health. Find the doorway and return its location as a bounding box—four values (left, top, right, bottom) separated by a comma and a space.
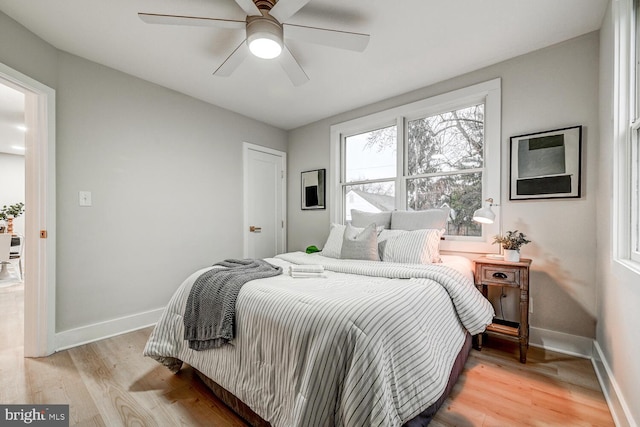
0, 82, 26, 356
243, 142, 286, 259
0, 63, 56, 357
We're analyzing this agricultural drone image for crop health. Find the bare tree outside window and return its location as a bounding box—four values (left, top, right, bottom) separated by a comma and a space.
342, 104, 485, 236
406, 104, 484, 236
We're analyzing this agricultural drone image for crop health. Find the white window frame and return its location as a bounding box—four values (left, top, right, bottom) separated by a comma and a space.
614, 0, 640, 267
633, 0, 640, 263
329, 79, 501, 253
631, 122, 640, 263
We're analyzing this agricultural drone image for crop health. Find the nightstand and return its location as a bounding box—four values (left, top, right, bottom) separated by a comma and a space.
473, 256, 532, 363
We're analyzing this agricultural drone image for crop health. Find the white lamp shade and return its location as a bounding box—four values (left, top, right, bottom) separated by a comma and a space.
472, 205, 495, 224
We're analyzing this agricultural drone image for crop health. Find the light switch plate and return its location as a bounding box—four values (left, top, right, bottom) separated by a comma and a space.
79, 191, 92, 207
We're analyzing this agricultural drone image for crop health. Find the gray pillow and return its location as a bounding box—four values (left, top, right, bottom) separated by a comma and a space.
340, 223, 379, 261
350, 209, 392, 229
390, 208, 450, 231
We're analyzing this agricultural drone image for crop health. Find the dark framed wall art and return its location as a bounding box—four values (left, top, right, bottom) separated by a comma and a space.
509, 126, 582, 200
301, 169, 326, 210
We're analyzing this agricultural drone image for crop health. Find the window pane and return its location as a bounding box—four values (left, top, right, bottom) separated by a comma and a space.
406, 172, 482, 237
408, 104, 484, 176
344, 181, 395, 221
345, 126, 397, 182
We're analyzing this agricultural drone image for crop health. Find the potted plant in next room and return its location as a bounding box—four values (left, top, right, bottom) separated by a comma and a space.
0, 202, 25, 234
493, 230, 531, 262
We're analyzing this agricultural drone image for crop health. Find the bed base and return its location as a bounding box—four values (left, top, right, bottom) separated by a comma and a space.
193, 333, 472, 427
195, 369, 270, 427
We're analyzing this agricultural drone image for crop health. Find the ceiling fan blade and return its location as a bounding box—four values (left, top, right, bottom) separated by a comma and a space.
280, 46, 309, 86
138, 13, 245, 30
213, 41, 250, 76
233, 0, 262, 17
283, 24, 370, 52
269, 0, 311, 23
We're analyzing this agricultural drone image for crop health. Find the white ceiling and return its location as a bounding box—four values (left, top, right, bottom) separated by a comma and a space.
0, 0, 607, 134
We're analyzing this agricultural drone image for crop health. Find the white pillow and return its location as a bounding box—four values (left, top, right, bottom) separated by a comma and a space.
390, 208, 450, 231
379, 229, 444, 264
350, 209, 392, 229
320, 223, 347, 258
340, 223, 379, 261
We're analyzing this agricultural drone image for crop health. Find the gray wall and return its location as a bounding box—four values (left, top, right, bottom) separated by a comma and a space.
597, 2, 640, 424
1, 11, 287, 332
288, 32, 600, 340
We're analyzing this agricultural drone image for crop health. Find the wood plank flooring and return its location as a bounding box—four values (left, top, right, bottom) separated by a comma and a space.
0, 283, 614, 426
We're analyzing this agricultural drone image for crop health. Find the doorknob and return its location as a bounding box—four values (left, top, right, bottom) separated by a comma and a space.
249, 226, 262, 233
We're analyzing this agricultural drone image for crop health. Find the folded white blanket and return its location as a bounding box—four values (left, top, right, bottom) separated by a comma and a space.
289, 264, 324, 274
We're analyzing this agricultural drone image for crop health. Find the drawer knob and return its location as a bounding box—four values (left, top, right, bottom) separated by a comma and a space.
492, 272, 508, 279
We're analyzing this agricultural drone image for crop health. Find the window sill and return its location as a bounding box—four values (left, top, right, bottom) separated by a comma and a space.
613, 258, 640, 277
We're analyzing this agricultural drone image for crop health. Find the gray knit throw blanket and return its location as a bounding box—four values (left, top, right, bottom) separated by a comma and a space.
184, 259, 282, 351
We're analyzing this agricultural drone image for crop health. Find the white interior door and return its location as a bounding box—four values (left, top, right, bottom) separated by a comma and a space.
244, 143, 286, 259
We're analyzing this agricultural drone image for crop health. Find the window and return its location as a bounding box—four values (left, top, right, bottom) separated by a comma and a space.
633, 0, 640, 262
330, 79, 501, 253
615, 0, 640, 265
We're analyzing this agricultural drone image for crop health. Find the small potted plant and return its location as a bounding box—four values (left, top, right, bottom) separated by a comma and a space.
0, 202, 25, 234
493, 230, 530, 262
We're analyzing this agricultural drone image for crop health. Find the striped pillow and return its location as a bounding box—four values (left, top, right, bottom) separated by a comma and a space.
379, 229, 444, 264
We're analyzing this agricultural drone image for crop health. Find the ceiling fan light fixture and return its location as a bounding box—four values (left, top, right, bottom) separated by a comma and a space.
246, 13, 283, 59
248, 35, 282, 59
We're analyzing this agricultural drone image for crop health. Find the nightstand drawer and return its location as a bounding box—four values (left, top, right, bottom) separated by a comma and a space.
478, 265, 521, 286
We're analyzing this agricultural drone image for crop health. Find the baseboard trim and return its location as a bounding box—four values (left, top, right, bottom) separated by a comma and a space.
529, 326, 593, 358
55, 308, 164, 352
592, 341, 638, 427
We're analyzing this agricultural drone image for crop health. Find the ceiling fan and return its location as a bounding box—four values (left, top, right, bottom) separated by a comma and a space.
138, 0, 370, 86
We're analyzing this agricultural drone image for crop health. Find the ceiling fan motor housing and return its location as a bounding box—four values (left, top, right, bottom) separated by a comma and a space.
246, 11, 284, 58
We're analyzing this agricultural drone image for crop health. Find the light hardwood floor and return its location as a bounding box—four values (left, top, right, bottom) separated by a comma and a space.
0, 283, 614, 426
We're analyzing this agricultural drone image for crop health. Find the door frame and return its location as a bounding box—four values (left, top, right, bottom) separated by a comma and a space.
242, 142, 287, 258
0, 63, 56, 357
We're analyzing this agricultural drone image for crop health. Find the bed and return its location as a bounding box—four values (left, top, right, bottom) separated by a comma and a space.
143, 248, 494, 426
145, 208, 494, 426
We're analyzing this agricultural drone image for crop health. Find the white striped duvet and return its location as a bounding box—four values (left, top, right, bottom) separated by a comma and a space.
143, 252, 494, 427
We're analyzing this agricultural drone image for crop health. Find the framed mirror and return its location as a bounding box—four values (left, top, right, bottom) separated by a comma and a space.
301, 169, 326, 210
